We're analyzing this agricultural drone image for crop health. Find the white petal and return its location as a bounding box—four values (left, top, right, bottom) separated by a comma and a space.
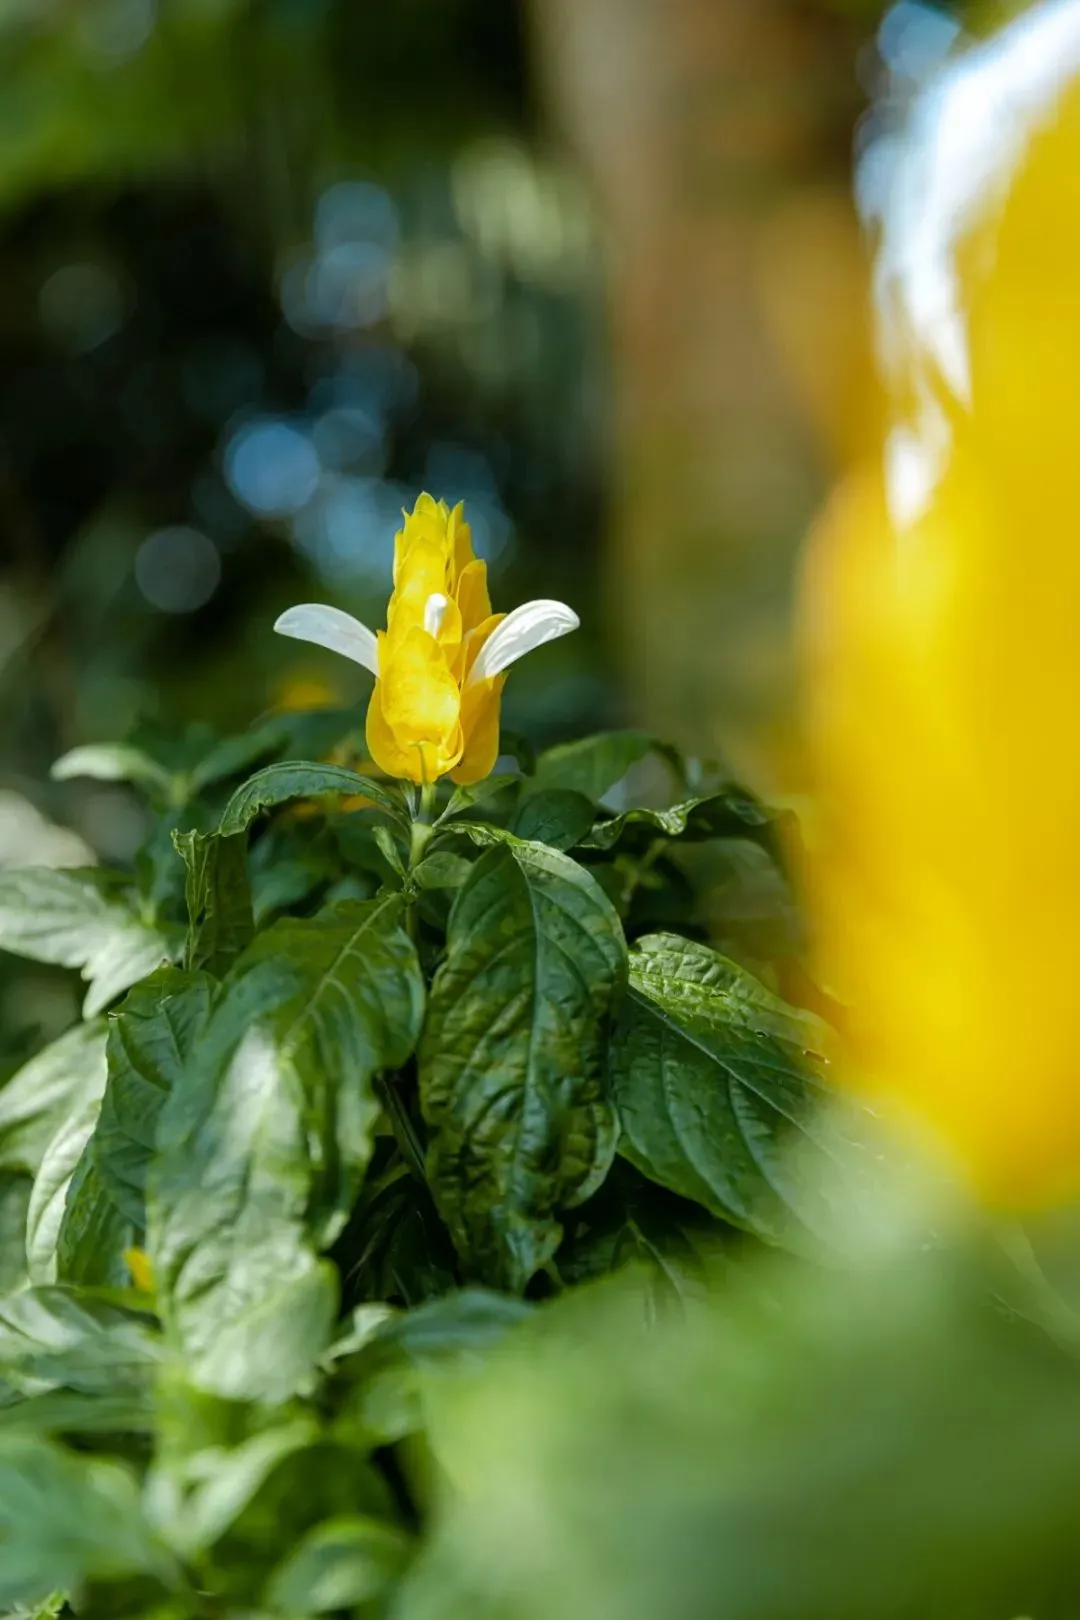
466, 599, 580, 686
273, 604, 380, 676
423, 592, 450, 638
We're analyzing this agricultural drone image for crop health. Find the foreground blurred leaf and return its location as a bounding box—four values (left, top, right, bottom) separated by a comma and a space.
0, 870, 174, 1016
0, 1288, 159, 1401
398, 1244, 1080, 1620
609, 935, 843, 1249
420, 844, 626, 1290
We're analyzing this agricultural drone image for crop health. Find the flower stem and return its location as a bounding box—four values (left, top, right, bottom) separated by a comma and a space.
408, 780, 438, 872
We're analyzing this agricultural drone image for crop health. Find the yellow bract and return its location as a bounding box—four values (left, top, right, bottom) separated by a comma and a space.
803, 82, 1080, 1207
366, 495, 505, 785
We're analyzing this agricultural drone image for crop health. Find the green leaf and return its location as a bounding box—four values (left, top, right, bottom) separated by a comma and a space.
54, 1150, 136, 1288
583, 787, 782, 855
439, 774, 520, 823
0, 869, 175, 1016
530, 731, 653, 804
608, 934, 843, 1249
95, 968, 214, 1227
50, 743, 173, 797
25, 1096, 102, 1285
146, 1418, 319, 1560
512, 789, 595, 851
0, 1177, 31, 1296
219, 762, 407, 836
420, 844, 627, 1291
335, 1291, 533, 1445
413, 851, 474, 891
0, 1022, 107, 1176
173, 829, 255, 976
266, 1514, 413, 1613
0, 1288, 160, 1400
149, 899, 423, 1399
0, 1435, 166, 1606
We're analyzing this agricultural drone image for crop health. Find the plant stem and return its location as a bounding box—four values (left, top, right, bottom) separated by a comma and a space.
408, 780, 438, 872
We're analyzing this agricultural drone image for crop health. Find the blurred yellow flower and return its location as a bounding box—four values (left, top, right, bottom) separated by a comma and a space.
124, 1246, 154, 1294
274, 495, 578, 785
803, 24, 1080, 1207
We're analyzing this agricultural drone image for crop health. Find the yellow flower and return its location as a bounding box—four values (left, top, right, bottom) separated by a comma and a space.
802, 14, 1080, 1207
124, 1246, 154, 1294
274, 495, 578, 786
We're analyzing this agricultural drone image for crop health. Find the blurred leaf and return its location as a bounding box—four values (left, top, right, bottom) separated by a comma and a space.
0, 1176, 31, 1297
146, 1418, 319, 1561
530, 731, 653, 804
173, 829, 254, 976
0, 1288, 159, 1401
50, 744, 173, 798
266, 1514, 413, 1613
0, 1021, 107, 1176
336, 1289, 533, 1446
0, 869, 175, 1016
608, 935, 844, 1249
396, 1244, 1080, 1620
512, 789, 595, 851
420, 844, 626, 1290
220, 763, 408, 836
0, 1435, 166, 1608
96, 968, 213, 1227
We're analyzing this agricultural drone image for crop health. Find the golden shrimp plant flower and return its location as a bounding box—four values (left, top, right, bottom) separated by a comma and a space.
274, 495, 578, 785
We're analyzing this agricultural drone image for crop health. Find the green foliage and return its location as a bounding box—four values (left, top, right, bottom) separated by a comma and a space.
0, 708, 935, 1616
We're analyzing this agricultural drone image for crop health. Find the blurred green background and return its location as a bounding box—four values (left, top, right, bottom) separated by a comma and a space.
0, 0, 975, 1043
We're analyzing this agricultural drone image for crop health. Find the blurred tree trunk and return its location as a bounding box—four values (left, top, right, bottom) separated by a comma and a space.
530, 0, 874, 787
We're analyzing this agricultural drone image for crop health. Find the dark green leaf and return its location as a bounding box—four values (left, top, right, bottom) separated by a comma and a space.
54, 1150, 136, 1289
0, 1022, 107, 1176
512, 790, 595, 851
266, 1515, 413, 1613
530, 731, 653, 804
95, 968, 214, 1227
584, 787, 782, 855
149, 899, 423, 1399
608, 934, 844, 1249
172, 828, 254, 976
219, 762, 406, 836
0, 870, 175, 1016
420, 844, 627, 1290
